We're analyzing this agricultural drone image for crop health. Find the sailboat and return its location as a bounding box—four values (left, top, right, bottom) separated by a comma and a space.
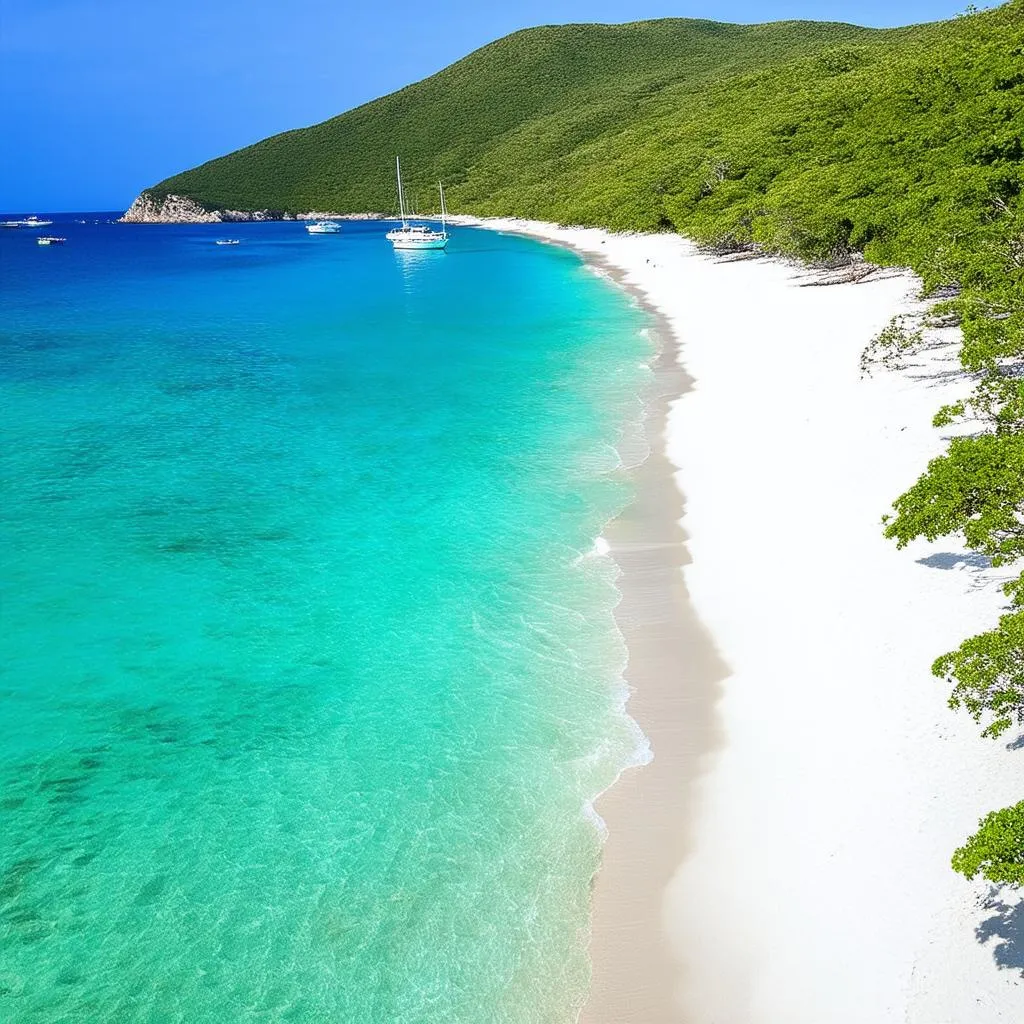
386, 157, 449, 251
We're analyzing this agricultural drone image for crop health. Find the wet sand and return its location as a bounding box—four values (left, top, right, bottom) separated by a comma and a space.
583, 271, 727, 1023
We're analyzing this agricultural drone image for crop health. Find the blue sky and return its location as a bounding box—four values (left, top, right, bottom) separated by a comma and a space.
2, 0, 973, 211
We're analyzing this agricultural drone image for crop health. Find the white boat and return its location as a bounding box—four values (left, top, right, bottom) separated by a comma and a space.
37, 236, 66, 246
306, 220, 341, 234
386, 157, 449, 250
215, 238, 240, 245
2, 216, 53, 229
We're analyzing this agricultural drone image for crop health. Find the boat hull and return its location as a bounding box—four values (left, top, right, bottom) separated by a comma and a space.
387, 234, 448, 250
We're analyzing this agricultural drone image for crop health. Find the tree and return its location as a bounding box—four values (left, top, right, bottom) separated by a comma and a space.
884, 436, 1024, 741
933, 602, 1024, 738
883, 434, 1024, 568
952, 801, 1024, 887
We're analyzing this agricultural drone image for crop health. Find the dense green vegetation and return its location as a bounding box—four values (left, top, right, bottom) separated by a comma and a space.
952, 800, 1024, 886
149, 18, 890, 216
144, 4, 1024, 882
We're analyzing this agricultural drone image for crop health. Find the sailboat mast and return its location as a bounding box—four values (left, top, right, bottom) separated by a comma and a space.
439, 182, 447, 234
396, 156, 408, 228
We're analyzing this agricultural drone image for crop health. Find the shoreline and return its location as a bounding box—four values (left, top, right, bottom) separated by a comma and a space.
460, 216, 1022, 1022
579, 252, 728, 1024
479, 220, 727, 1022
460, 216, 730, 1021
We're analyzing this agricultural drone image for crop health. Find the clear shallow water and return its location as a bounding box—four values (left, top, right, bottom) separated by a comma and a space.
0, 217, 650, 1022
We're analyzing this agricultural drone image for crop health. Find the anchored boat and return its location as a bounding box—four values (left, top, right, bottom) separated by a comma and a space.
3, 216, 53, 229
386, 157, 449, 251
306, 221, 341, 234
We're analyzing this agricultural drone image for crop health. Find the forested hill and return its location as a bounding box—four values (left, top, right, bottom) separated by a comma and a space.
144, 17, 891, 219
140, 6, 1022, 261
144, 16, 897, 220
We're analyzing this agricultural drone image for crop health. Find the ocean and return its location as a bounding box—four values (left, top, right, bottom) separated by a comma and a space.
0, 216, 651, 1022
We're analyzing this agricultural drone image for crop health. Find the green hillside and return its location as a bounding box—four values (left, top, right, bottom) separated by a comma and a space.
149, 18, 903, 216
146, 6, 1024, 879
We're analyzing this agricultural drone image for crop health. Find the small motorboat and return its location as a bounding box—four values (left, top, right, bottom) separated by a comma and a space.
306, 221, 341, 234
37, 236, 66, 246
214, 238, 240, 245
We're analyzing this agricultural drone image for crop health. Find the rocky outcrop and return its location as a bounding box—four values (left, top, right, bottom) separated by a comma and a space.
119, 192, 390, 224
119, 192, 298, 224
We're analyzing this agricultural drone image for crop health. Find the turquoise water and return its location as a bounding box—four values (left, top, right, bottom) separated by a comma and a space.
0, 218, 650, 1022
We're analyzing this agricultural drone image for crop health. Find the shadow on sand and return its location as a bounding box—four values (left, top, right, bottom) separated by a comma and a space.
916, 551, 992, 571
977, 888, 1024, 977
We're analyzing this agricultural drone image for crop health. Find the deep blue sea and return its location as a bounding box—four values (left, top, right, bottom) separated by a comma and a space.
0, 215, 651, 1022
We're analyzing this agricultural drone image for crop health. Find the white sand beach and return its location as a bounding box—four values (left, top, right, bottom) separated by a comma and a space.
462, 218, 1022, 1022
